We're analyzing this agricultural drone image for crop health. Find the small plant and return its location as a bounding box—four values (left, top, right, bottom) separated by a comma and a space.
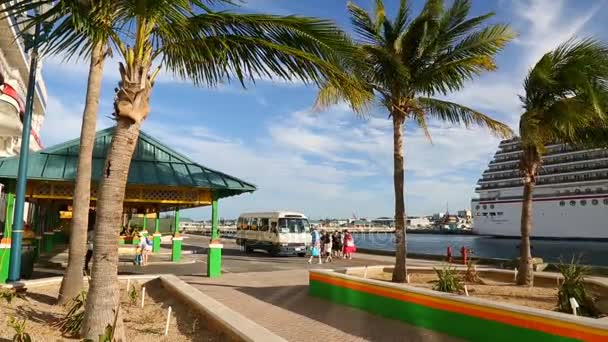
191, 317, 199, 334
7, 316, 32, 342
0, 288, 26, 305
557, 257, 601, 317
464, 259, 482, 284
128, 284, 139, 305
53, 290, 87, 335
432, 266, 464, 293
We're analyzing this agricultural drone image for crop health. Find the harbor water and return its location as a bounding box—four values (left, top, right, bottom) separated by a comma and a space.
353, 233, 608, 266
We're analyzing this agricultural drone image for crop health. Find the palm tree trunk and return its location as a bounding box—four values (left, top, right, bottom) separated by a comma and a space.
81, 117, 142, 341
391, 113, 407, 283
58, 42, 106, 305
516, 171, 535, 286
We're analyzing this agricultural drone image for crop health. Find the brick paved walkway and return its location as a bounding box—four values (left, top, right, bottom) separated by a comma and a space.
181, 270, 461, 342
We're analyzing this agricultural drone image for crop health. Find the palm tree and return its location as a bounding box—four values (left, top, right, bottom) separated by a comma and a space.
68, 1, 364, 339
2, 0, 118, 305
516, 39, 608, 286
316, 0, 514, 282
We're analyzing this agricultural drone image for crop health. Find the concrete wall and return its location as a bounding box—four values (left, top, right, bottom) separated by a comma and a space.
309, 269, 608, 342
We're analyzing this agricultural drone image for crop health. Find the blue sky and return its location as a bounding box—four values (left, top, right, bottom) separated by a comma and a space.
39, 0, 608, 220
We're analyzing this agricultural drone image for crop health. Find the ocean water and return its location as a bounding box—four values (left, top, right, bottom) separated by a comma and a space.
353, 233, 608, 266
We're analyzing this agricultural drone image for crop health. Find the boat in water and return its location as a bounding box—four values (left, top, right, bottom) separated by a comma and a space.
471, 138, 608, 239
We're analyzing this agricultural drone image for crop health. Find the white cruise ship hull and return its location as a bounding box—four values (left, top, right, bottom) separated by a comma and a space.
472, 193, 608, 239
473, 138, 608, 240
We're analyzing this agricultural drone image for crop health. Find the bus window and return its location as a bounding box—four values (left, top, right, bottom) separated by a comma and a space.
260, 218, 269, 231
278, 218, 310, 233
250, 218, 258, 231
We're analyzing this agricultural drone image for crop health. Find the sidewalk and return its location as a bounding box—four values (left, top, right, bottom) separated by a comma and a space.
181, 270, 460, 342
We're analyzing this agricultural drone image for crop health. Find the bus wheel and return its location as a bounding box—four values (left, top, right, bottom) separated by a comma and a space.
270, 247, 279, 257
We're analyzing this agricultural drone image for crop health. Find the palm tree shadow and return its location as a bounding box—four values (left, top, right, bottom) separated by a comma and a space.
25, 292, 57, 306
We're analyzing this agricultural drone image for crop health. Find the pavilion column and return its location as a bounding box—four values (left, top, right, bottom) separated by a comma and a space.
33, 205, 42, 261
0, 190, 16, 284
142, 212, 148, 236
207, 195, 222, 278
171, 208, 182, 262
43, 203, 55, 254
153, 211, 161, 253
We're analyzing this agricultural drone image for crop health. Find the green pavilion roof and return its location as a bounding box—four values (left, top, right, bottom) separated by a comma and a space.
0, 127, 256, 199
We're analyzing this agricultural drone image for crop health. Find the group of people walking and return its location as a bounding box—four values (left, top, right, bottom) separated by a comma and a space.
308, 228, 356, 264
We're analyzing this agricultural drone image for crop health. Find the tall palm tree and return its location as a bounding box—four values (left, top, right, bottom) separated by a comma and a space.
69, 1, 364, 339
316, 0, 514, 282
2, 0, 118, 305
516, 39, 608, 286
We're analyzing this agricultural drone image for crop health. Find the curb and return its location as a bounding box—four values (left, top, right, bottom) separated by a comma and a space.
1, 273, 164, 289
160, 274, 286, 342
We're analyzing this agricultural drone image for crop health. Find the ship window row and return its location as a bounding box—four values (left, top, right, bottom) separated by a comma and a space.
476, 212, 504, 216
478, 172, 608, 190
482, 161, 608, 182
559, 199, 608, 206
488, 149, 608, 169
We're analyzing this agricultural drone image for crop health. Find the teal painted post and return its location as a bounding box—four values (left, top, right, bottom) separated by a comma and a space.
172, 209, 181, 262
152, 212, 161, 253
207, 197, 222, 278
8, 19, 43, 282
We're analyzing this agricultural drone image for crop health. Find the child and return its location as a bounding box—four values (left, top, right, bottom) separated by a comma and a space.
134, 247, 143, 266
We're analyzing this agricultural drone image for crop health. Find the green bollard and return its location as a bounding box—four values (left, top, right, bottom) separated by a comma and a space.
172, 236, 183, 262
152, 233, 161, 253
0, 243, 10, 283
207, 243, 223, 278
43, 231, 54, 253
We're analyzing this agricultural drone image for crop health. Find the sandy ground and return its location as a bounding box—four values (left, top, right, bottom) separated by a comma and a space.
0, 279, 224, 341
359, 270, 559, 311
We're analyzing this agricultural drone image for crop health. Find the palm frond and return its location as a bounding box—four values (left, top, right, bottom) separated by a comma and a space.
417, 97, 513, 138
348, 1, 383, 45
520, 38, 608, 150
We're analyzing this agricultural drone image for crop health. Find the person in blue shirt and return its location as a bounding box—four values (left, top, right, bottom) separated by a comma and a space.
308, 227, 322, 264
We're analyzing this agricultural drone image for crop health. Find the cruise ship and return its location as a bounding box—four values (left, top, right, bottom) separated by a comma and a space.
0, 4, 47, 157
471, 138, 608, 239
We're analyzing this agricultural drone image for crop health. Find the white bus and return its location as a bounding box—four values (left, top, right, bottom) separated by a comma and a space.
236, 211, 310, 256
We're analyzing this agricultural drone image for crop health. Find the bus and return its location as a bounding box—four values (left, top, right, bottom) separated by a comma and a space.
236, 211, 310, 256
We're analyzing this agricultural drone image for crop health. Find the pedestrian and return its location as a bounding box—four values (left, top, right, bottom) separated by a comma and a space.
138, 233, 152, 266
323, 230, 333, 263
331, 230, 340, 259
343, 230, 356, 260
84, 227, 94, 274
308, 227, 322, 264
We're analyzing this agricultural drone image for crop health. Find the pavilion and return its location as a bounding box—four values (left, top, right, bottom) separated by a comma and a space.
0, 127, 256, 283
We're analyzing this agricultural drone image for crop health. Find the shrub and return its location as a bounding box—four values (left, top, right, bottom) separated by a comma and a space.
53, 290, 86, 335
557, 257, 601, 317
0, 288, 26, 304
128, 284, 139, 305
7, 316, 32, 342
432, 266, 464, 293
464, 259, 482, 284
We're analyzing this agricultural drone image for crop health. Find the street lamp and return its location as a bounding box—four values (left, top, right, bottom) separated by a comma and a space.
7, 6, 52, 283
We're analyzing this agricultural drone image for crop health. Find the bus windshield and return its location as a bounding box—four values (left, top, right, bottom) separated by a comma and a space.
278, 218, 310, 233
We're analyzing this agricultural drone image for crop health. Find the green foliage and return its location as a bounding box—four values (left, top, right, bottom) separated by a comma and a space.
317, 0, 515, 139
53, 290, 87, 336
0, 288, 26, 305
557, 257, 601, 317
6, 316, 32, 342
464, 258, 481, 284
128, 284, 139, 306
432, 266, 464, 293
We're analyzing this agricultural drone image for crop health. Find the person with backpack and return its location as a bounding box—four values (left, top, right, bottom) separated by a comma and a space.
137, 233, 153, 266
